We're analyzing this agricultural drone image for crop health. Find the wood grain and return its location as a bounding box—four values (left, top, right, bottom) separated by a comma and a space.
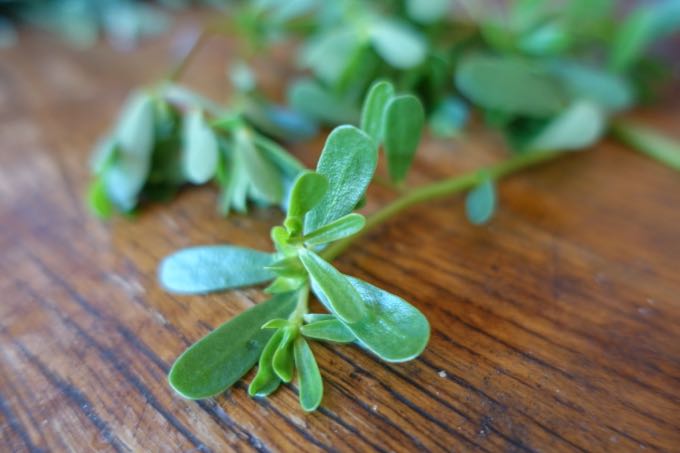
1, 22, 679, 453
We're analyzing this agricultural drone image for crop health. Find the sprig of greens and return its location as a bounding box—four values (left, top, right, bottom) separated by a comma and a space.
160, 125, 430, 411
87, 84, 308, 218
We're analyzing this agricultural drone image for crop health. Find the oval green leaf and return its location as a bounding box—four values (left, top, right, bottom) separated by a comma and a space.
182, 109, 219, 184
360, 80, 395, 143
315, 277, 430, 362
301, 319, 355, 343
288, 171, 329, 219
303, 213, 365, 246
294, 337, 323, 412
299, 249, 366, 323
304, 125, 377, 233
455, 54, 566, 117
465, 175, 496, 225
288, 79, 359, 125
235, 128, 284, 204
383, 95, 425, 183
248, 328, 284, 397
528, 101, 605, 152
158, 245, 275, 294
272, 327, 296, 383
168, 292, 297, 399
369, 20, 426, 69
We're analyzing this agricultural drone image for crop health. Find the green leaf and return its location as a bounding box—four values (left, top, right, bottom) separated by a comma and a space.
253, 134, 306, 178
548, 60, 633, 112
168, 292, 297, 399
456, 54, 565, 117
182, 109, 219, 184
218, 140, 250, 214
248, 328, 284, 397
383, 95, 425, 183
610, 7, 657, 72
265, 276, 306, 294
86, 176, 114, 219
317, 277, 430, 362
304, 126, 377, 233
261, 319, 290, 330
235, 128, 284, 204
158, 245, 275, 294
303, 213, 365, 246
465, 175, 496, 225
266, 256, 306, 278
294, 337, 323, 411
300, 27, 360, 86
360, 80, 395, 143
288, 172, 329, 219
369, 20, 426, 69
527, 101, 605, 152
299, 249, 366, 323
104, 92, 156, 211
288, 79, 359, 125
116, 91, 155, 158
272, 327, 296, 383
406, 0, 449, 23
301, 319, 355, 343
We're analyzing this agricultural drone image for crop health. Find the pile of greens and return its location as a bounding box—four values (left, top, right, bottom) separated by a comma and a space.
85, 0, 680, 411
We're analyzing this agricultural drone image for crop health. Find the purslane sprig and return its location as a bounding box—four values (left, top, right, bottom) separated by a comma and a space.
159, 125, 430, 411
87, 84, 306, 218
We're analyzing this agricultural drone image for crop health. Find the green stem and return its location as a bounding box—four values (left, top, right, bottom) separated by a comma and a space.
611, 120, 680, 172
167, 28, 214, 82
288, 286, 310, 326
321, 150, 565, 261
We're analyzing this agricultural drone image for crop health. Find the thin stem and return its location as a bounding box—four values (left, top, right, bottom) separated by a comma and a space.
611, 120, 680, 172
167, 26, 215, 82
321, 150, 565, 261
288, 285, 310, 326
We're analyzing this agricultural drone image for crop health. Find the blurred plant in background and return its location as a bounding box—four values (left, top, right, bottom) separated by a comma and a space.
84, 0, 680, 219
0, 0, 226, 50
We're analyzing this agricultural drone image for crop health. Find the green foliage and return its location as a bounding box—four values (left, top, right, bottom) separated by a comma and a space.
383, 95, 426, 183
360, 80, 394, 143
300, 319, 355, 343
88, 84, 305, 217
465, 174, 497, 225
158, 245, 275, 294
168, 292, 297, 399
358, 80, 426, 184
304, 126, 377, 233
160, 123, 430, 410
456, 54, 566, 117
182, 109, 218, 184
294, 337, 323, 411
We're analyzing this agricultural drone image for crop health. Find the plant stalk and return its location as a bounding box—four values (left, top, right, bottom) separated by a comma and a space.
610, 120, 680, 172
321, 149, 565, 261
167, 28, 214, 82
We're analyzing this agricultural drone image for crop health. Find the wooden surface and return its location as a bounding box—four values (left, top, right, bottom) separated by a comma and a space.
1, 24, 680, 453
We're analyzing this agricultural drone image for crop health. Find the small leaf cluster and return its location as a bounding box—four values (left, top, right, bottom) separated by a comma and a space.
360, 80, 425, 183
159, 124, 430, 411
87, 85, 306, 218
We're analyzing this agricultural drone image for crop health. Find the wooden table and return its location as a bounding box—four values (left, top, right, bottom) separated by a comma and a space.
1, 24, 679, 453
